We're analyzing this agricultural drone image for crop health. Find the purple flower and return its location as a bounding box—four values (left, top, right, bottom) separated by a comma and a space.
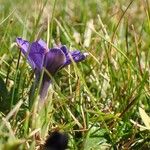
16, 38, 88, 101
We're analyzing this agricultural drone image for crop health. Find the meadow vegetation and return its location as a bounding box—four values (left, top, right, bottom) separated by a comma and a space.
0, 0, 150, 149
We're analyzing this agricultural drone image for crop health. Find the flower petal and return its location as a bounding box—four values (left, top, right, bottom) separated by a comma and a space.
60, 45, 68, 56
44, 48, 66, 76
16, 37, 30, 54
16, 37, 36, 69
37, 39, 48, 53
63, 50, 87, 67
29, 40, 47, 70
16, 38, 47, 71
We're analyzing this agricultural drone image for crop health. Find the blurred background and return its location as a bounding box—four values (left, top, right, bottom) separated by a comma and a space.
0, 0, 150, 149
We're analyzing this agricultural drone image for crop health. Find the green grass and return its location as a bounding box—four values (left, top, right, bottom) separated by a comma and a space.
0, 0, 150, 149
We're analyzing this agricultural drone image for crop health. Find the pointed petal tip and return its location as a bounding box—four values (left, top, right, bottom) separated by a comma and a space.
83, 52, 89, 57
16, 37, 29, 47
16, 37, 22, 45
16, 37, 21, 41
16, 37, 24, 42
15, 37, 30, 52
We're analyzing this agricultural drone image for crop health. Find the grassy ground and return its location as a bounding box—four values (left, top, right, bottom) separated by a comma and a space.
0, 0, 150, 149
